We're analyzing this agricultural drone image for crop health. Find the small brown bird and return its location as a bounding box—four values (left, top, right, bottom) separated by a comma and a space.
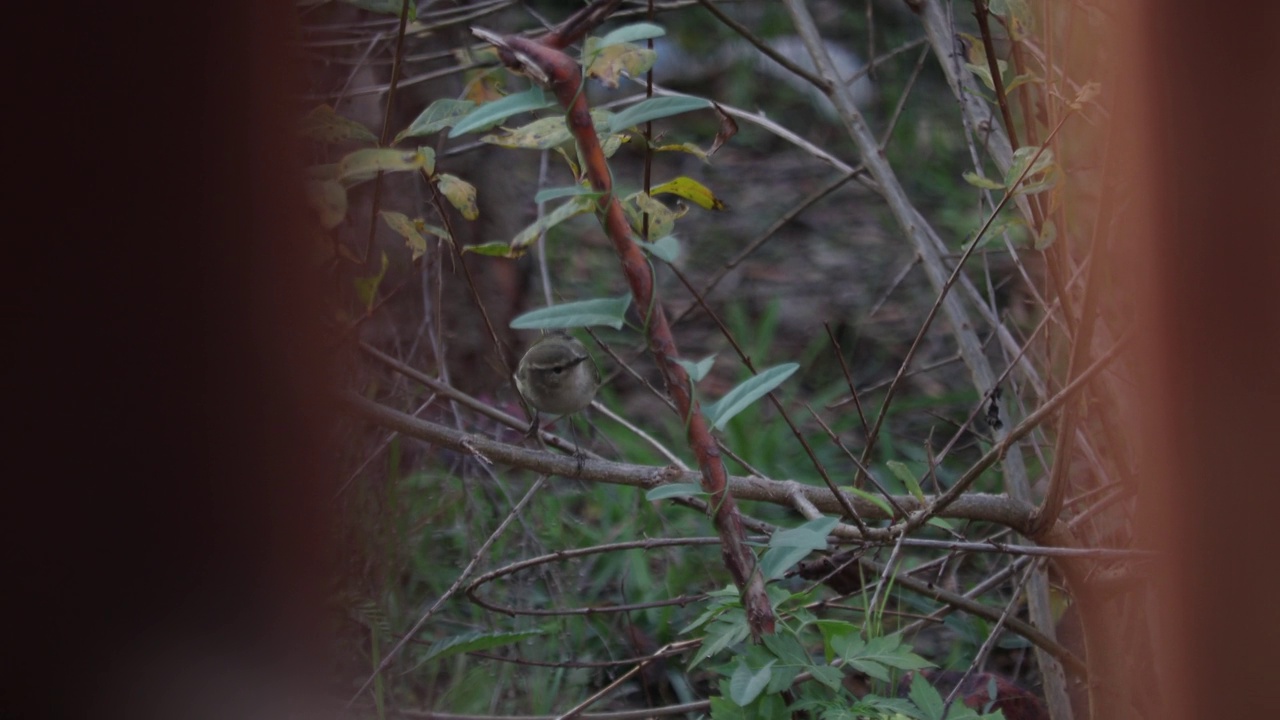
515, 332, 601, 456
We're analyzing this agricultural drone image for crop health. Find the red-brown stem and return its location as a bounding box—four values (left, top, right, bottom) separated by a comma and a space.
499, 32, 775, 637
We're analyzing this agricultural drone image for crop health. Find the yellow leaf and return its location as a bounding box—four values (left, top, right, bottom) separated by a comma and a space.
625, 192, 687, 240
653, 142, 710, 161
380, 210, 428, 261
650, 176, 726, 211
436, 173, 479, 220
584, 39, 656, 89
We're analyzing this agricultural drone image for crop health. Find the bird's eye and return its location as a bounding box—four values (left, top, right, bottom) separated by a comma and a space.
553, 368, 562, 374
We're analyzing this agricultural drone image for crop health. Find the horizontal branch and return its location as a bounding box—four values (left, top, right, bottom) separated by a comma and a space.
337, 390, 1039, 534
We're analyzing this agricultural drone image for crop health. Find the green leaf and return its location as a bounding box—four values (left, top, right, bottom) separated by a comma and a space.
462, 241, 516, 258
676, 354, 716, 383
764, 662, 799, 695
708, 696, 748, 720
1005, 72, 1042, 93
596, 22, 666, 51
507, 195, 595, 254
509, 294, 632, 330
908, 672, 945, 720
482, 114, 578, 149
729, 658, 774, 706
962, 171, 1006, 191
965, 62, 997, 93
887, 460, 926, 502
760, 517, 838, 579
679, 587, 740, 635
689, 615, 751, 669
337, 147, 433, 184
861, 634, 934, 671
808, 664, 844, 692
608, 96, 713, 133
1004, 145, 1057, 191
759, 545, 815, 582
850, 486, 895, 517
636, 234, 681, 262
415, 628, 543, 666
394, 98, 476, 144
299, 104, 378, 144
770, 516, 839, 550
762, 632, 810, 666
645, 482, 706, 501
448, 87, 555, 138
702, 363, 800, 431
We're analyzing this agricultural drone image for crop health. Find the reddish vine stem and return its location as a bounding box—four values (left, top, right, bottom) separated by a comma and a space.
476, 2, 775, 637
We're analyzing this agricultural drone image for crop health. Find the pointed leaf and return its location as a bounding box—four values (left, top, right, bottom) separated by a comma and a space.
887, 460, 926, 502
909, 672, 945, 720
1004, 145, 1055, 189
608, 96, 712, 133
380, 210, 428, 260
1005, 72, 1042, 93
483, 115, 575, 149
463, 241, 518, 258
337, 147, 433, 184
509, 195, 595, 253
645, 483, 706, 501
436, 173, 478, 220
417, 629, 543, 665
596, 22, 666, 51
689, 615, 751, 670
509, 294, 632, 330
675, 354, 716, 383
729, 658, 774, 706
962, 171, 1006, 190
760, 545, 816, 581
769, 517, 839, 551
394, 98, 476, 144
702, 363, 800, 431
653, 141, 710, 161
483, 109, 614, 150
448, 87, 555, 137
850, 486, 894, 517
636, 234, 681, 262
650, 176, 727, 210
808, 664, 844, 692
